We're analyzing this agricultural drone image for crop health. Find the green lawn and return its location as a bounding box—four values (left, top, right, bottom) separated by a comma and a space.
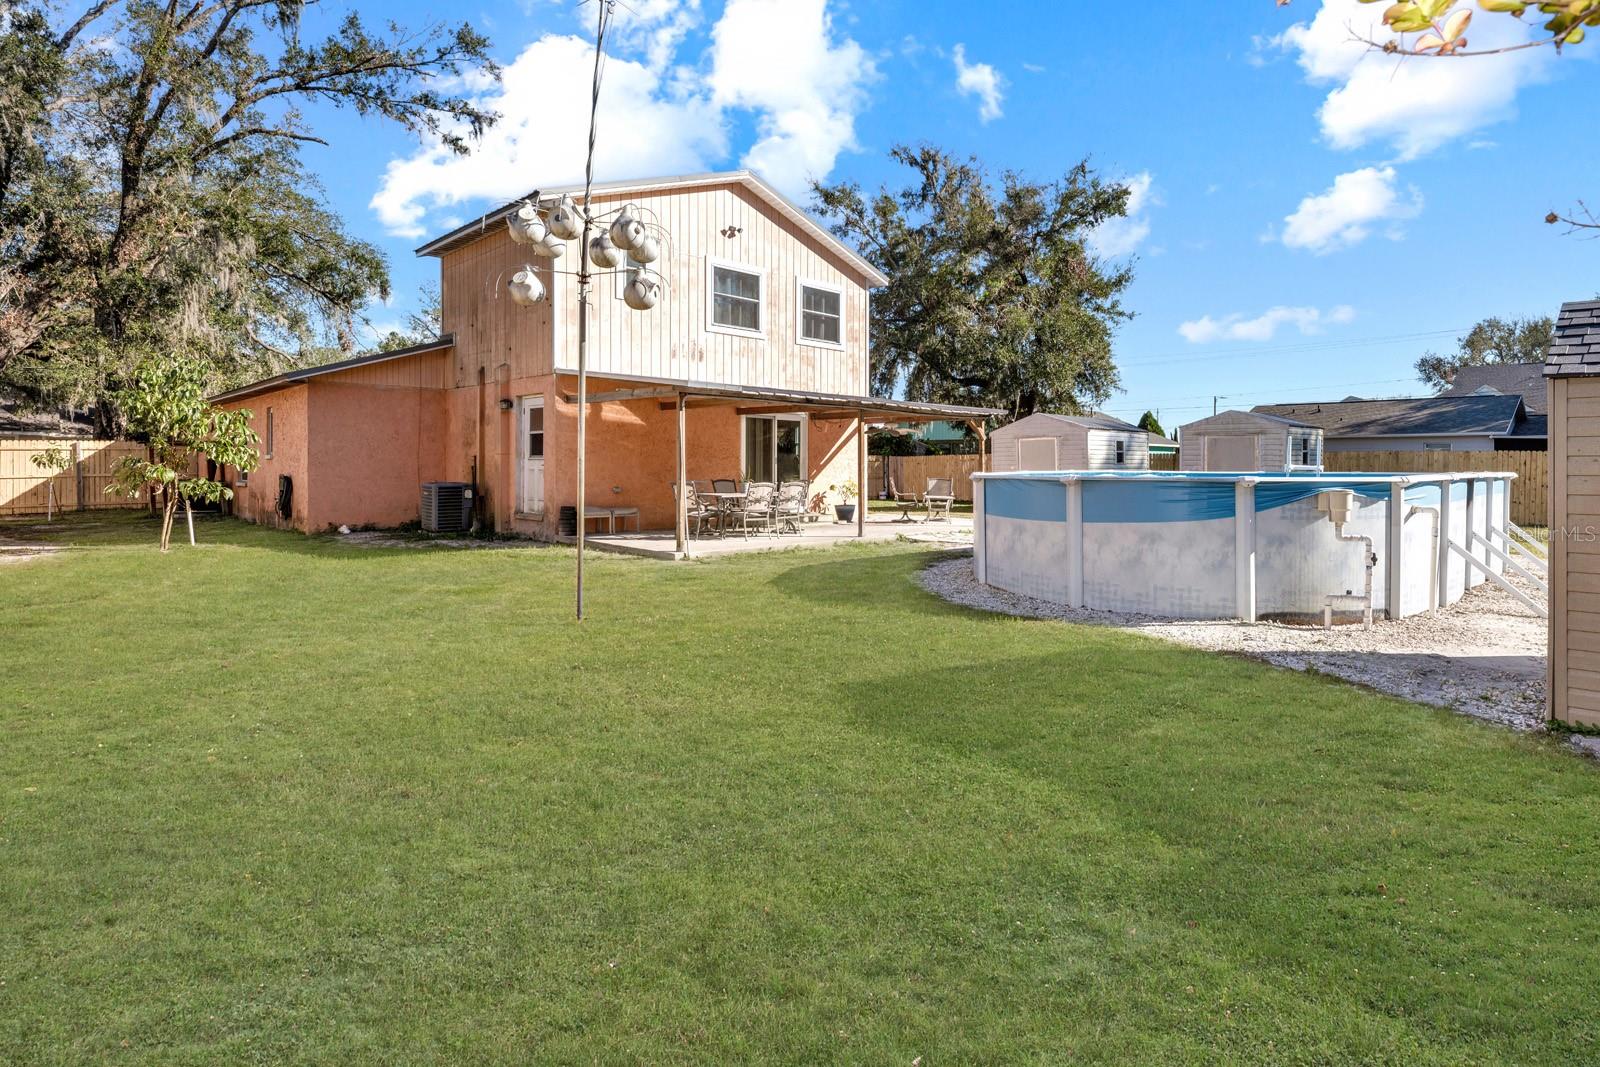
3, 512, 1598, 1065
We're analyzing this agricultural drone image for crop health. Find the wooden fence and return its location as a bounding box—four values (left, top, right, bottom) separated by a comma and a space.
1321, 449, 1548, 527
867, 454, 985, 502
0, 438, 151, 516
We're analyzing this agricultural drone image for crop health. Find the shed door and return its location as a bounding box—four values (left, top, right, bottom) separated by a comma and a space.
1017, 437, 1059, 471
1206, 435, 1258, 471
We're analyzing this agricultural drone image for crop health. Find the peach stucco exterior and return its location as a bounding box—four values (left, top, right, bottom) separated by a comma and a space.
215, 173, 884, 536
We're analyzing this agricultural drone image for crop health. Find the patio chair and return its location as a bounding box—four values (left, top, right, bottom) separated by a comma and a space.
888, 476, 920, 523
672, 481, 715, 538
774, 480, 809, 533
923, 477, 955, 523
727, 481, 777, 538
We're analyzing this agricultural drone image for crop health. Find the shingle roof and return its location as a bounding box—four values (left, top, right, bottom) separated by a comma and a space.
1546, 299, 1600, 377
1252, 395, 1523, 437
1442, 362, 1547, 415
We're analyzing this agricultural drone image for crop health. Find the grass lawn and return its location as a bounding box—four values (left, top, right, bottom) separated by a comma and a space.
4, 512, 1599, 1064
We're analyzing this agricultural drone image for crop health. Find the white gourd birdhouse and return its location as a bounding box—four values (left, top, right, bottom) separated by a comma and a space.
506, 202, 546, 246
622, 271, 661, 311
588, 231, 624, 270
507, 266, 546, 306
630, 233, 661, 265
531, 231, 565, 259
609, 205, 645, 251
547, 194, 583, 240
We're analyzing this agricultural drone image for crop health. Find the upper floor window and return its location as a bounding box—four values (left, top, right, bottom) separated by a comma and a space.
798, 280, 843, 346
710, 262, 762, 334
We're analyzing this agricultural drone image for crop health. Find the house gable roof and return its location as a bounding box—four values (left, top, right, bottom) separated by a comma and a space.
1442, 362, 1547, 414
993, 411, 1143, 436
1253, 394, 1523, 437
413, 170, 889, 288
210, 336, 454, 404
1180, 409, 1318, 433
1546, 299, 1600, 378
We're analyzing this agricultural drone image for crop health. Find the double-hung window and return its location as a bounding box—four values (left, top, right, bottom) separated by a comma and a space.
797, 280, 842, 346
710, 263, 762, 334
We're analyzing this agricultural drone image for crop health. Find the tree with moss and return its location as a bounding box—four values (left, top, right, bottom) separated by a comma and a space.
0, 2, 496, 432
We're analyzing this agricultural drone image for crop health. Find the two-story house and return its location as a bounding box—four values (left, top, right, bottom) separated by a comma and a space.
210, 171, 998, 548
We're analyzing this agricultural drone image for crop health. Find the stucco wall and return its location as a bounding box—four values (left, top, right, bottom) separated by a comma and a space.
304, 381, 448, 531
221, 384, 310, 530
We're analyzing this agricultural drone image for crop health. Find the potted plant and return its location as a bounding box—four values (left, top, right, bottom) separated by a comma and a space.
829, 480, 858, 523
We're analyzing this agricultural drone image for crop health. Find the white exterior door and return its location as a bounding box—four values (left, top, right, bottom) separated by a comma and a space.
520, 396, 545, 514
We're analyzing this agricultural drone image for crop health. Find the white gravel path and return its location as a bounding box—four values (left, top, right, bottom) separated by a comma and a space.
919, 554, 1547, 731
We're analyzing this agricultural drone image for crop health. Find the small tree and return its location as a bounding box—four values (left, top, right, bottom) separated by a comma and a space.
29, 445, 71, 520
108, 356, 258, 551
1136, 410, 1166, 439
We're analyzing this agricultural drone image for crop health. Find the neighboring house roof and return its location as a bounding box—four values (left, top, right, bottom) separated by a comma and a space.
1442, 362, 1547, 415
210, 336, 455, 404
1146, 434, 1179, 451
413, 170, 891, 288
1253, 394, 1523, 437
1546, 299, 1600, 378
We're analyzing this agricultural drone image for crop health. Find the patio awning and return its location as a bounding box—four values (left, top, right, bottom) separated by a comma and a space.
556, 374, 1004, 424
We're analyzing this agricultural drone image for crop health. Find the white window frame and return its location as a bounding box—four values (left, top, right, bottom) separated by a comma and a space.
1287, 431, 1321, 469
707, 257, 765, 338
1114, 438, 1127, 465
739, 413, 807, 482
795, 277, 845, 350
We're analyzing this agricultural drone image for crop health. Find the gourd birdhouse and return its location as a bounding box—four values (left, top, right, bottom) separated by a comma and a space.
588, 231, 624, 270
622, 271, 661, 311
507, 266, 546, 306
547, 194, 583, 240
609, 204, 645, 251
630, 233, 661, 265
506, 202, 546, 246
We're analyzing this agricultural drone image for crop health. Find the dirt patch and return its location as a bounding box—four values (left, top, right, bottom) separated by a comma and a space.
920, 554, 1546, 732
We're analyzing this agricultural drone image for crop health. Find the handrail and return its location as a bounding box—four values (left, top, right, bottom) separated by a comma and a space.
1469, 530, 1548, 597
1447, 540, 1547, 618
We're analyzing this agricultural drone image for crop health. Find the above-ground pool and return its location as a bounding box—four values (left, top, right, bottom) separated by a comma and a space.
971, 470, 1519, 622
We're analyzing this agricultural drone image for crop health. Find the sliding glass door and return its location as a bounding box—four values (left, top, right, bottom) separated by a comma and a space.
743, 415, 805, 483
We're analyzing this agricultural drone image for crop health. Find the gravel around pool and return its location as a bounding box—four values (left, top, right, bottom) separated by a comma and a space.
920, 554, 1547, 731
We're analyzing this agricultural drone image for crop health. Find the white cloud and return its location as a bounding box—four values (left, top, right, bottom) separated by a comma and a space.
952, 44, 1004, 122
370, 0, 874, 238
1280, 165, 1422, 254
1269, 0, 1550, 159
709, 0, 876, 198
1179, 304, 1355, 344
1088, 171, 1157, 257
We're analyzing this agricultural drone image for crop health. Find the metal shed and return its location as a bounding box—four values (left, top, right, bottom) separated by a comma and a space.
1177, 410, 1323, 472
990, 412, 1149, 472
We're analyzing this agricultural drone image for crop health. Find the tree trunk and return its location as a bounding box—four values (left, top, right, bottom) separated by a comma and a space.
159, 495, 178, 552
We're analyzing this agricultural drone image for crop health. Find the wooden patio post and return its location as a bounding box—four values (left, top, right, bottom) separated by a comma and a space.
857, 409, 867, 538
675, 393, 687, 555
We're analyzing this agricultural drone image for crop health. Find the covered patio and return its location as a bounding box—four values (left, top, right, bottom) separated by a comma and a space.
560, 376, 1000, 560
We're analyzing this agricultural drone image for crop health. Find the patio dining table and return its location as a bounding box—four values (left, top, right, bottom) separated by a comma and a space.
699, 491, 745, 537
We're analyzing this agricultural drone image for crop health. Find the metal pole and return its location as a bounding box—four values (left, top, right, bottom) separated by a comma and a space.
573, 0, 611, 621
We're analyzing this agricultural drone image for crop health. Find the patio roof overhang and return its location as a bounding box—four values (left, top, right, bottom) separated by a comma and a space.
556, 375, 1004, 424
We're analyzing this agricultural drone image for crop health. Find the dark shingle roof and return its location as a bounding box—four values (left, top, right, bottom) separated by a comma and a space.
1547, 300, 1600, 377
1252, 395, 1523, 437
1442, 362, 1547, 414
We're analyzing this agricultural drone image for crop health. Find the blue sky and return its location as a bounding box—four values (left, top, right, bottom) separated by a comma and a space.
297, 0, 1596, 428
